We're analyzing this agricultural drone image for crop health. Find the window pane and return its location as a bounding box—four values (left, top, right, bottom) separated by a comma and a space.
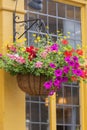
66, 5, 74, 19
64, 86, 72, 104
72, 87, 79, 105
56, 106, 63, 124
58, 3, 65, 18
57, 125, 63, 130
49, 17, 57, 34
48, 1, 56, 16
31, 103, 39, 122
72, 107, 80, 124
68, 40, 75, 48
75, 23, 81, 41
31, 96, 39, 101
41, 103, 49, 122
64, 126, 72, 130
58, 19, 63, 34
75, 7, 81, 21
41, 124, 49, 130
63, 20, 75, 39
26, 102, 30, 120
31, 124, 40, 130
41, 0, 47, 14
64, 107, 72, 124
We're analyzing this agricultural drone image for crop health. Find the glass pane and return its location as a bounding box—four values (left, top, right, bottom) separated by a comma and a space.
72, 87, 79, 105
75, 7, 81, 21
56, 87, 63, 104
49, 17, 57, 34
41, 124, 49, 130
31, 124, 40, 130
48, 1, 56, 16
72, 107, 80, 124
57, 125, 63, 130
26, 102, 30, 120
64, 107, 72, 124
76, 126, 80, 130
31, 96, 39, 101
75, 23, 81, 41
26, 123, 30, 130
39, 15, 47, 33
68, 40, 75, 48
56, 106, 63, 124
31, 103, 39, 122
58, 19, 63, 34
58, 3, 65, 17
64, 86, 72, 104
66, 5, 74, 19
41, 0, 47, 14
64, 126, 72, 130
41, 103, 49, 122
75, 40, 82, 48
63, 20, 75, 39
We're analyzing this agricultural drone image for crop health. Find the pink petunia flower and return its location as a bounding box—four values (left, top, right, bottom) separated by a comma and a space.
35, 61, 43, 68
40, 51, 48, 59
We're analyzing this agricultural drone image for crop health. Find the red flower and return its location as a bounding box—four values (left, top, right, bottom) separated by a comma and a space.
64, 51, 72, 57
76, 49, 83, 55
62, 39, 68, 45
71, 76, 77, 82
81, 70, 87, 78
26, 46, 38, 61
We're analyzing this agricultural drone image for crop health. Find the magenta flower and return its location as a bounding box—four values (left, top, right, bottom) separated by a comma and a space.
44, 80, 53, 89
53, 79, 60, 87
49, 63, 56, 68
54, 69, 62, 77
62, 77, 68, 82
72, 69, 83, 76
72, 56, 78, 62
73, 62, 80, 68
64, 57, 71, 63
68, 60, 74, 66
51, 43, 59, 52
63, 66, 70, 74
35, 61, 43, 68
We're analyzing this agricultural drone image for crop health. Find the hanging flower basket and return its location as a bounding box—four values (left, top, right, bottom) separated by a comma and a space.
17, 74, 50, 96
0, 33, 87, 96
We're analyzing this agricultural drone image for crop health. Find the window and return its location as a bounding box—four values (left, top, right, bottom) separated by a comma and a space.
25, 0, 81, 130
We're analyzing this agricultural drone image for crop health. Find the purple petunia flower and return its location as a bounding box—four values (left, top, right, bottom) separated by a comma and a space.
72, 69, 83, 76
49, 63, 56, 68
51, 43, 59, 52
73, 62, 80, 68
72, 56, 78, 62
62, 77, 68, 82
68, 60, 74, 66
44, 80, 53, 89
63, 66, 70, 74
53, 78, 61, 87
64, 57, 71, 63
54, 69, 62, 77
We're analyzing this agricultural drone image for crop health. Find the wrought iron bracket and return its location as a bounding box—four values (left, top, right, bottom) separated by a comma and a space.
13, 12, 46, 41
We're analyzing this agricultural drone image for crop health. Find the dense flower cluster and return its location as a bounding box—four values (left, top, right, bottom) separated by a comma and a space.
0, 35, 87, 95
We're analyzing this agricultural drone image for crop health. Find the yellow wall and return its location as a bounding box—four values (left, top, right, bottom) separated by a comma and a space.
0, 0, 26, 130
